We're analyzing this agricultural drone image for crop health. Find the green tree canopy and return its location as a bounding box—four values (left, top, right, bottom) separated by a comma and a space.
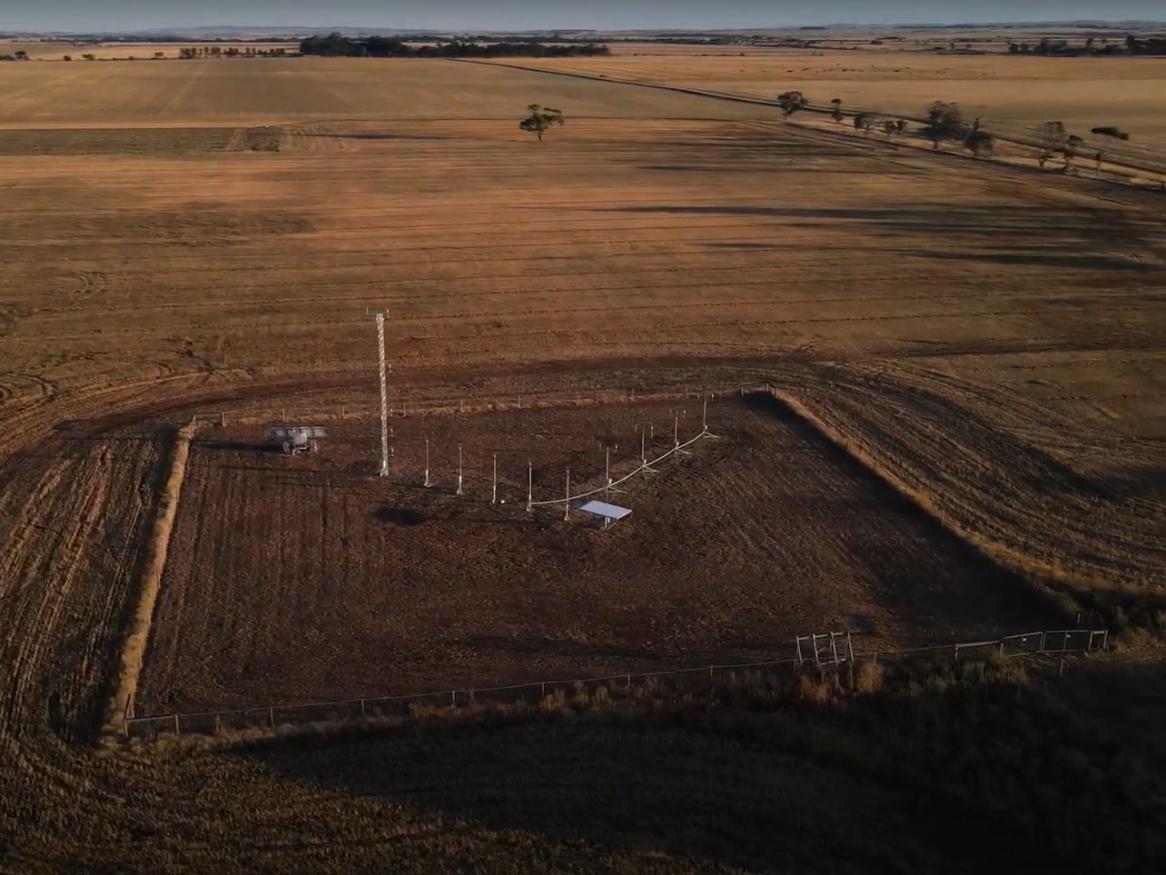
519, 105, 565, 142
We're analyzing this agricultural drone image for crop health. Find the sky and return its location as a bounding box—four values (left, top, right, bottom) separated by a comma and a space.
2, 1, 1164, 32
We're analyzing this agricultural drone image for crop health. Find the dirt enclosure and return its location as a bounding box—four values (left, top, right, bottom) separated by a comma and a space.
137, 396, 1049, 713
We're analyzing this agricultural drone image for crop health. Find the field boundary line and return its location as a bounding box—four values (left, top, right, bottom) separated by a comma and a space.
103, 419, 196, 739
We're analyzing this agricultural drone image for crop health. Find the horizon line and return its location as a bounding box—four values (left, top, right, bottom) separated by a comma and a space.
6, 19, 1166, 36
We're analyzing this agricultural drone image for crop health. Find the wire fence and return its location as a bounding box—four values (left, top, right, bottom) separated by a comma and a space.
124, 628, 1107, 740
528, 425, 713, 510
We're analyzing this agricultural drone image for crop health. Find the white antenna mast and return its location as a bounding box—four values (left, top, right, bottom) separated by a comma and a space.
375, 312, 389, 477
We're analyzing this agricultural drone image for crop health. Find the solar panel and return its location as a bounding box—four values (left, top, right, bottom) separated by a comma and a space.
267, 426, 327, 442
579, 500, 632, 521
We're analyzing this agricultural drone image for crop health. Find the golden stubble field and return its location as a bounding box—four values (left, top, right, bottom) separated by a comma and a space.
0, 54, 1164, 871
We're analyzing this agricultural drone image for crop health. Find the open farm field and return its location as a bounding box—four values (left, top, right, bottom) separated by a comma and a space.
492, 47, 1166, 150
0, 56, 766, 126
137, 397, 1045, 714
0, 53, 1164, 871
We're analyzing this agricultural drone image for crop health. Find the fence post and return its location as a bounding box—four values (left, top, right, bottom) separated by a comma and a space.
269, 707, 275, 729
953, 643, 960, 663
451, 690, 456, 707
173, 713, 180, 736
846, 632, 855, 663
1039, 631, 1046, 653
360, 699, 366, 719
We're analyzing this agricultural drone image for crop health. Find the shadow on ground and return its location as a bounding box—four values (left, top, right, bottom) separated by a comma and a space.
237, 658, 1166, 872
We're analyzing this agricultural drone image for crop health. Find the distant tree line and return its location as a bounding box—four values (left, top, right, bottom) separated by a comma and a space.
1008, 34, 1166, 56
298, 34, 610, 58
179, 46, 288, 58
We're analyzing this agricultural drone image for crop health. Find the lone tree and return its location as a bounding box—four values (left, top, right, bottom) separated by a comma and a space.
963, 118, 995, 157
1037, 121, 1066, 166
777, 91, 809, 118
520, 104, 564, 142
924, 101, 965, 149
830, 97, 844, 123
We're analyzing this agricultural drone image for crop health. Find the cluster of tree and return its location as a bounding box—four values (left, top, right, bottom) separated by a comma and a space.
923, 102, 997, 157
0, 50, 29, 61
299, 34, 610, 58
776, 91, 810, 117
178, 46, 287, 58
1124, 34, 1166, 55
776, 91, 1005, 159
1008, 34, 1166, 56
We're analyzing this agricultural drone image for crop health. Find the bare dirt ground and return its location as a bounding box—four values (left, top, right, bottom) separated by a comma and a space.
136, 397, 1047, 713
0, 53, 1163, 871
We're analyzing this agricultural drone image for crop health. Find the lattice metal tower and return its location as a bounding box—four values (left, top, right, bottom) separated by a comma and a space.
375, 312, 389, 477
